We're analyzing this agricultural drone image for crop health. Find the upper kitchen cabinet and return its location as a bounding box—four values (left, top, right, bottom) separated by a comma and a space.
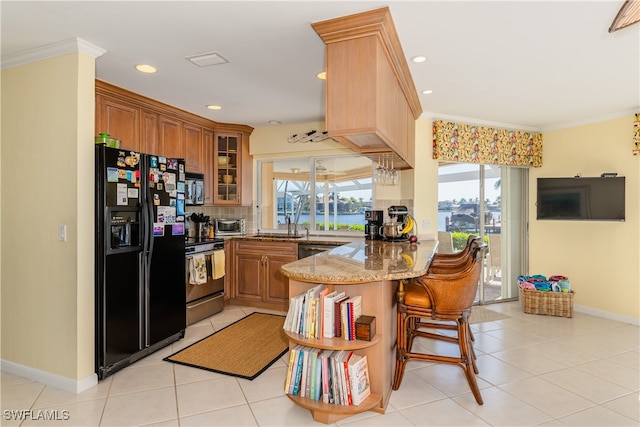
213, 130, 252, 206
95, 80, 254, 205
312, 7, 422, 169
95, 94, 141, 151
184, 123, 204, 174
158, 115, 185, 160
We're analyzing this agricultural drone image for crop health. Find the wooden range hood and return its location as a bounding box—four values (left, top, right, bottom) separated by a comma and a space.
312, 7, 422, 169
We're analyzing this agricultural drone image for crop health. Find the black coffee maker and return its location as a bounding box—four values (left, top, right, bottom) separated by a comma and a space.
364, 210, 384, 240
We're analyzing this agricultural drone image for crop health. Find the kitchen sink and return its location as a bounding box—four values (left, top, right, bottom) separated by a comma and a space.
251, 233, 304, 239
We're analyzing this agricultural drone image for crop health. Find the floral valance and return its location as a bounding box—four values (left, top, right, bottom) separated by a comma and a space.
432, 120, 543, 167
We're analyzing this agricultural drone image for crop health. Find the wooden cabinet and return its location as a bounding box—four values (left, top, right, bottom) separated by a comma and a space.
230, 240, 296, 311
311, 7, 422, 169
184, 123, 204, 174
95, 81, 254, 191
140, 110, 159, 155
212, 131, 252, 206
95, 94, 141, 151
158, 115, 184, 159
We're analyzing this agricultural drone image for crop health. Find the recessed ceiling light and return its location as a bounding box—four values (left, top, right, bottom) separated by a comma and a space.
135, 64, 157, 73
268, 120, 282, 125
411, 56, 427, 63
316, 71, 326, 80
422, 89, 433, 95
206, 104, 222, 110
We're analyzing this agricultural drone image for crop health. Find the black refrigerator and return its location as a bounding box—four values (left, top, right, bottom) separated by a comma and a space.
95, 145, 187, 379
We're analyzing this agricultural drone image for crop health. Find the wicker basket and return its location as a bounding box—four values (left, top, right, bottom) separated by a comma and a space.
519, 287, 574, 318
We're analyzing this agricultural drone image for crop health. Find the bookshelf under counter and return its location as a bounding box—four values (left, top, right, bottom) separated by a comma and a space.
284, 331, 381, 350
280, 238, 437, 424
287, 391, 383, 424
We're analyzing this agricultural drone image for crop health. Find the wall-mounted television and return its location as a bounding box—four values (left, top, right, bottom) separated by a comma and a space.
536, 177, 625, 221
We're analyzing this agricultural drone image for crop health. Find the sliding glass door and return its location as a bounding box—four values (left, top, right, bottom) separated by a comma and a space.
438, 163, 526, 303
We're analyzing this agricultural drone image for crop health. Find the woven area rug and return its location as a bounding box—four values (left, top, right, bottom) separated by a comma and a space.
164, 312, 288, 380
469, 306, 511, 323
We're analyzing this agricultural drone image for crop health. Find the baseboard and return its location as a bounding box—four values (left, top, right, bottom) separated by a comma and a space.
0, 359, 98, 393
574, 304, 640, 326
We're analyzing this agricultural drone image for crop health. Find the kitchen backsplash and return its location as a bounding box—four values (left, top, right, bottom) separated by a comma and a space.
185, 206, 255, 232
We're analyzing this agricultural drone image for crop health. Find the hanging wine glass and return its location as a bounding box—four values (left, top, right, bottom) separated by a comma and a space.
391, 157, 398, 185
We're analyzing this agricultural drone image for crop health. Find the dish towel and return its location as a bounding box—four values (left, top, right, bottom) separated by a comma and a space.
212, 250, 225, 280
189, 254, 208, 285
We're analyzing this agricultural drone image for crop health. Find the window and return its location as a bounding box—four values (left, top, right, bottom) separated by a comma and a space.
257, 156, 373, 234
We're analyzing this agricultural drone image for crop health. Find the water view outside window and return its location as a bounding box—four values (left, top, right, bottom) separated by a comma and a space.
258, 156, 373, 233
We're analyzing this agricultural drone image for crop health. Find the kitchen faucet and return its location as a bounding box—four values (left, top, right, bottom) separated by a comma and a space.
285, 214, 298, 236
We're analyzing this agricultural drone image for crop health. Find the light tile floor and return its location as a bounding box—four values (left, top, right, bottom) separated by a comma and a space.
1, 302, 638, 426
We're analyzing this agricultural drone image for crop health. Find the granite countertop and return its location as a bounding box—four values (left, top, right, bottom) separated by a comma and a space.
280, 240, 438, 284
233, 234, 360, 245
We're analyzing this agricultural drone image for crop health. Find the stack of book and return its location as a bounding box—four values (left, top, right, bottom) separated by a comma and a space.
283, 285, 363, 341
284, 345, 371, 406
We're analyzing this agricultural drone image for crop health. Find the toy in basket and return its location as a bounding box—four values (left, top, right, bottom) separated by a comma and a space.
517, 275, 574, 318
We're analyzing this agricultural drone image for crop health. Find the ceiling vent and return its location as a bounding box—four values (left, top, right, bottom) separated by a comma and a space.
185, 51, 229, 67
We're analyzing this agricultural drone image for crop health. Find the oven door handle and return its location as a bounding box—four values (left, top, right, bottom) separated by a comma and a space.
185, 250, 217, 261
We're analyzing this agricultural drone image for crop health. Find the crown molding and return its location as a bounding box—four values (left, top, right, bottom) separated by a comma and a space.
421, 111, 540, 133
1, 38, 105, 70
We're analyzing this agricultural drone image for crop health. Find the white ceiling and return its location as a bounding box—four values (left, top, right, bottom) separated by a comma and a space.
2, 1, 639, 132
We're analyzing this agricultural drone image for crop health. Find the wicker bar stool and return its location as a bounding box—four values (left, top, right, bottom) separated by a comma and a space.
428, 235, 482, 273
393, 244, 487, 405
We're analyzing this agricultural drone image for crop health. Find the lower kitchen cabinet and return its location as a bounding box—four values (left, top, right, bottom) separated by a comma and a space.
230, 240, 296, 311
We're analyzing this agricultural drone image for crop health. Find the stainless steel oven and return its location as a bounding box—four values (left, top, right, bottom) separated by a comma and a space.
185, 239, 225, 325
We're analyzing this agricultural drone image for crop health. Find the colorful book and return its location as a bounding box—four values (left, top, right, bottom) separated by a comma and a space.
284, 347, 297, 394
300, 347, 310, 398
317, 287, 330, 338
333, 295, 349, 338
320, 350, 332, 403
348, 296, 362, 340
340, 351, 354, 405
323, 291, 344, 338
307, 348, 320, 399
291, 346, 305, 396
340, 299, 350, 339
314, 351, 323, 401
348, 354, 371, 405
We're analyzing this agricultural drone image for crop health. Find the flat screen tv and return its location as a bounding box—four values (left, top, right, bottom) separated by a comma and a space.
536, 177, 625, 221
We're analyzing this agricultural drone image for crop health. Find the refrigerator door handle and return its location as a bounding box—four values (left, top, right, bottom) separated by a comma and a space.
140, 154, 154, 348
138, 251, 145, 349
144, 179, 155, 347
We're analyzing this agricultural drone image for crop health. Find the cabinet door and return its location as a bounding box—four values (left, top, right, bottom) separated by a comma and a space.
213, 132, 240, 205
159, 115, 184, 159
234, 251, 264, 302
213, 131, 252, 206
140, 110, 159, 155
264, 254, 296, 305
184, 124, 204, 174
203, 129, 214, 205
97, 96, 140, 151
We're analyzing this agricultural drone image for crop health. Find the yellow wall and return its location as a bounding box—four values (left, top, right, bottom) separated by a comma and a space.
529, 116, 639, 319
1, 53, 96, 382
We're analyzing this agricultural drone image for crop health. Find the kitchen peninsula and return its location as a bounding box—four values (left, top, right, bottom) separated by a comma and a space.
280, 239, 438, 424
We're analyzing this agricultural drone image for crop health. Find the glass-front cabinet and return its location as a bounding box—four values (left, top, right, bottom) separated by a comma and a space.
212, 131, 252, 206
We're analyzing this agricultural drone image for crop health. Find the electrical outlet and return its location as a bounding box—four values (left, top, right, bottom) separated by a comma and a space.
58, 224, 67, 242
422, 220, 431, 230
